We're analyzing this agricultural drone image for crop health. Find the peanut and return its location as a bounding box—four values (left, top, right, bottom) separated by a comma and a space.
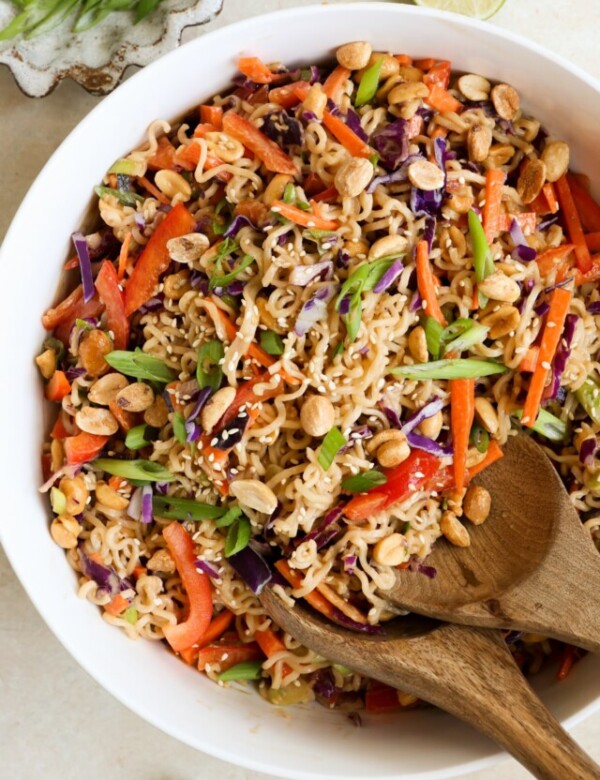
300, 396, 335, 438
468, 124, 493, 163
167, 233, 209, 265
59, 474, 89, 515
301, 84, 327, 121
491, 83, 520, 121
147, 548, 176, 574
201, 386, 236, 433
419, 410, 443, 440
474, 397, 499, 435
463, 485, 491, 526
407, 326, 429, 363
336, 41, 372, 71
408, 159, 445, 191
115, 382, 155, 413
50, 515, 81, 549
477, 271, 521, 303
457, 73, 491, 102
373, 533, 408, 566
75, 406, 119, 436
163, 270, 191, 300
440, 510, 470, 547
479, 304, 520, 339
368, 234, 408, 260
376, 435, 410, 468
144, 396, 169, 428
517, 159, 546, 204
154, 170, 192, 202
95, 481, 130, 511
36, 349, 56, 379
88, 373, 129, 406
229, 479, 278, 514
79, 329, 113, 377
388, 81, 429, 105
541, 141, 570, 183
334, 157, 373, 198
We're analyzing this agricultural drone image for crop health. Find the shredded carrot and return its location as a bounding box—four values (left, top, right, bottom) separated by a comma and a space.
536, 244, 575, 278
414, 57, 436, 70
450, 378, 475, 491
425, 83, 463, 114
199, 105, 223, 129
268, 81, 311, 109
575, 253, 600, 285
137, 176, 170, 205
496, 212, 537, 234
468, 440, 504, 479
482, 169, 507, 242
585, 232, 600, 252
430, 125, 448, 140
105, 594, 130, 616
255, 627, 293, 676
415, 240, 446, 326
567, 174, 600, 232
117, 231, 132, 282
237, 56, 275, 84
63, 255, 79, 271
322, 65, 351, 101
394, 54, 413, 66
555, 175, 592, 272
543, 182, 559, 214
108, 400, 136, 432
322, 110, 372, 158
423, 60, 451, 90
556, 645, 577, 681
275, 560, 336, 620
197, 609, 235, 649
522, 286, 573, 427
107, 475, 130, 494
519, 346, 539, 373
272, 198, 340, 231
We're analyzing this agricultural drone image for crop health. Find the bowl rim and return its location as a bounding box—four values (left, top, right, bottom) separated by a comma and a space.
2, 3, 600, 778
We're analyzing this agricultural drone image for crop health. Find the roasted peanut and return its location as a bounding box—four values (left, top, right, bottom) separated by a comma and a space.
334, 157, 373, 198
75, 406, 119, 436
229, 479, 278, 514
467, 124, 493, 163
457, 73, 491, 102
440, 510, 470, 547
154, 170, 192, 201
360, 53, 399, 80
300, 395, 335, 438
336, 41, 372, 70
146, 548, 176, 574
167, 233, 209, 265
491, 83, 520, 121
514, 117, 540, 143
387, 81, 429, 105
376, 435, 410, 468
474, 397, 499, 435
397, 65, 424, 82
408, 159, 445, 191
541, 141, 570, 183
517, 159, 546, 204
463, 485, 491, 525
205, 131, 245, 163
89, 373, 129, 406
366, 428, 405, 454
163, 270, 191, 300
407, 325, 429, 363
477, 271, 521, 303
419, 410, 443, 440
79, 329, 113, 377
59, 474, 89, 515
143, 396, 169, 428
50, 514, 81, 549
95, 481, 130, 511
115, 382, 155, 413
447, 487, 466, 518
479, 304, 520, 339
343, 238, 369, 258
302, 83, 327, 120
373, 533, 408, 566
368, 234, 408, 261
449, 225, 467, 258
36, 349, 56, 379
446, 186, 474, 214
50, 439, 64, 472
487, 143, 515, 168
201, 386, 236, 433
263, 173, 293, 205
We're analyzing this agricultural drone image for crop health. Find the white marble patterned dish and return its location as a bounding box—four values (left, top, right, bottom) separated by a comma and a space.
0, 0, 223, 97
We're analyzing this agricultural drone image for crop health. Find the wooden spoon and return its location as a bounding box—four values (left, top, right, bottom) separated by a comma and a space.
388, 434, 600, 651
260, 590, 600, 780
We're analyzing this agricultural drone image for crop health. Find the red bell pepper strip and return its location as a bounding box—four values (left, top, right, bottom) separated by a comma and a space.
196, 643, 263, 672
365, 685, 405, 713
64, 432, 109, 464
222, 113, 298, 176
163, 521, 213, 653
95, 261, 129, 350
45, 370, 71, 402
200, 105, 223, 129
567, 174, 600, 232
423, 60, 451, 90
124, 203, 196, 316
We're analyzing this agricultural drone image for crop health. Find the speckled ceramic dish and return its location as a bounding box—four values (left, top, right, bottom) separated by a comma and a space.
0, 0, 222, 97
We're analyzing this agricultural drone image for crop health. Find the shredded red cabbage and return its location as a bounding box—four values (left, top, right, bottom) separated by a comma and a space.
509, 218, 537, 262
544, 313, 578, 400
289, 260, 334, 286
423, 216, 436, 253
538, 214, 560, 231
401, 397, 445, 435
409, 290, 423, 312
303, 505, 344, 546
211, 411, 249, 450
343, 554, 357, 574
373, 259, 404, 293
228, 545, 272, 594
543, 276, 574, 295
78, 545, 134, 595
141, 485, 153, 524
345, 108, 368, 142
261, 111, 304, 149
579, 437, 598, 466
72, 232, 95, 303
188, 386, 213, 423
410, 186, 443, 217
294, 283, 337, 336
370, 118, 409, 171
406, 431, 453, 458
588, 301, 600, 315
339, 425, 373, 453
195, 558, 221, 579
223, 214, 257, 238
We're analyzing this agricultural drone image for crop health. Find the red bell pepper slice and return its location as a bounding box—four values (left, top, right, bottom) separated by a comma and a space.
95, 261, 129, 350
222, 113, 299, 176
64, 432, 109, 464
196, 642, 263, 672
163, 522, 213, 653
124, 203, 196, 316
53, 296, 105, 345
365, 684, 403, 713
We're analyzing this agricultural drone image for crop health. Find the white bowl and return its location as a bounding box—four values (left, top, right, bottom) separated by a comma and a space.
1, 4, 599, 778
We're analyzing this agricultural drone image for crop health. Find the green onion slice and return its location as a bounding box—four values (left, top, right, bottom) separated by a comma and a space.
469, 422, 490, 454
441, 318, 490, 356
125, 424, 153, 451
424, 316, 444, 359
355, 57, 384, 107
108, 159, 145, 177
575, 378, 600, 426
50, 487, 67, 515
152, 495, 226, 521
513, 408, 568, 442
209, 253, 255, 291
341, 469, 387, 493
390, 358, 507, 380
259, 330, 284, 356
104, 351, 175, 384
468, 210, 495, 307
218, 660, 263, 682
172, 412, 187, 445
93, 459, 174, 482
94, 186, 143, 208
123, 607, 138, 625
196, 339, 224, 391
283, 183, 296, 204
214, 505, 244, 528
225, 516, 252, 557
318, 426, 347, 471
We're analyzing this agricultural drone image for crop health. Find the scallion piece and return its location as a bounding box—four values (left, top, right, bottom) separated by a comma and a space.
214, 505, 244, 528
172, 412, 187, 445
125, 424, 152, 451
468, 210, 495, 307
93, 459, 174, 482
424, 316, 444, 359
259, 330, 284, 356
390, 358, 507, 380
318, 426, 347, 471
441, 318, 490, 356
124, 607, 138, 625
225, 516, 252, 557
341, 469, 387, 493
469, 422, 490, 454
108, 159, 144, 177
196, 339, 224, 391
575, 378, 600, 426
152, 495, 226, 521
50, 487, 67, 515
218, 660, 263, 682
283, 183, 296, 204
209, 253, 255, 291
94, 186, 143, 208
355, 57, 384, 107
212, 198, 230, 236
104, 351, 175, 384
513, 408, 568, 442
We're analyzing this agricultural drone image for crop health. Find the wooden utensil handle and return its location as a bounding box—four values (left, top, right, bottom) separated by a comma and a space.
394, 625, 600, 780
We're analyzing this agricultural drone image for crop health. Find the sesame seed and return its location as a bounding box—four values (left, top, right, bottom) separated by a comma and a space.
541, 361, 551, 370
547, 321, 557, 328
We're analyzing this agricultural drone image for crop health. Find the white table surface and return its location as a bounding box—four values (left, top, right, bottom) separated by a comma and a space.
1, 1, 599, 778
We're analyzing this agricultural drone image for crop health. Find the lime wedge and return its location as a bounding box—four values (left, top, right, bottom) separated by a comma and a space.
413, 0, 506, 20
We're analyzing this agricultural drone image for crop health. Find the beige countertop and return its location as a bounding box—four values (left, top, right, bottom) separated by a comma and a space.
1, 1, 599, 778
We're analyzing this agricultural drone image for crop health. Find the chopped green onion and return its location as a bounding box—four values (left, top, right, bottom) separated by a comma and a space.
43, 337, 65, 364
345, 297, 363, 342
341, 469, 387, 493
75, 318, 94, 332
260, 330, 284, 356
401, 521, 411, 533
513, 408, 568, 442
152, 495, 226, 521
212, 198, 230, 236
218, 660, 263, 682
210, 254, 255, 291
196, 339, 224, 391
93, 459, 174, 482
283, 183, 296, 204
332, 663, 354, 676
468, 210, 495, 307
124, 607, 138, 625
424, 316, 444, 359
104, 350, 175, 384
332, 342, 345, 359
575, 378, 600, 426
296, 200, 311, 211
94, 186, 143, 208
355, 57, 384, 107
108, 159, 144, 177
441, 318, 490, 356
50, 487, 66, 515
390, 358, 507, 380
125, 424, 152, 450
172, 412, 187, 445
214, 505, 244, 528
225, 516, 252, 557
369, 152, 380, 168
469, 422, 490, 454
318, 426, 347, 471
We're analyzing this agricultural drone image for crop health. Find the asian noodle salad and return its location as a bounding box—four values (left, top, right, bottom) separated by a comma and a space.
38, 42, 600, 713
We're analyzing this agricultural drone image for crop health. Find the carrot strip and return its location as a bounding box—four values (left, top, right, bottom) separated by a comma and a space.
519, 346, 539, 373
423, 60, 451, 90
200, 105, 223, 129
557, 645, 577, 681
416, 240, 446, 326
268, 80, 311, 109
482, 169, 507, 242
104, 594, 130, 616
522, 287, 573, 427
414, 57, 436, 70
543, 183, 559, 214
450, 378, 475, 491
275, 560, 336, 620
255, 627, 293, 676
63, 255, 79, 271
536, 244, 575, 278
197, 609, 235, 649
322, 65, 351, 101
583, 232, 600, 253
272, 199, 340, 231
137, 176, 170, 205
575, 254, 600, 285
468, 440, 504, 479
425, 84, 463, 114
554, 175, 592, 272
222, 113, 298, 176
395, 54, 413, 66
108, 475, 130, 495
237, 56, 275, 84
117, 232, 132, 281
567, 174, 600, 232
146, 136, 177, 171
45, 370, 71, 402
322, 110, 372, 158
